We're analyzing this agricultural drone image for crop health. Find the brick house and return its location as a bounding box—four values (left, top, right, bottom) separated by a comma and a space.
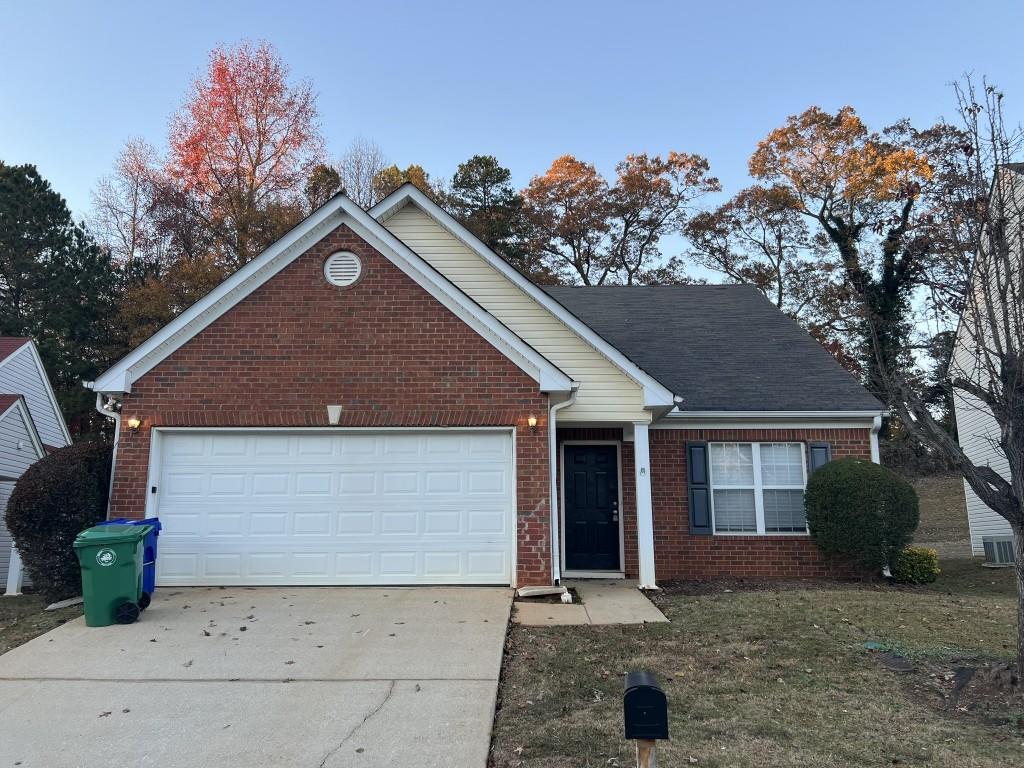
91, 184, 884, 588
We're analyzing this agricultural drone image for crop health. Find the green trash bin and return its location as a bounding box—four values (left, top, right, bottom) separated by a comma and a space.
73, 524, 154, 627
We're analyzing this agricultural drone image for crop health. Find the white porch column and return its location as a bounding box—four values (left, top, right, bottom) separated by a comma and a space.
633, 422, 657, 589
5, 545, 24, 596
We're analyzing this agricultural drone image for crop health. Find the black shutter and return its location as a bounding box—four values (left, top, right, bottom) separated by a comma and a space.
808, 442, 832, 474
687, 441, 712, 535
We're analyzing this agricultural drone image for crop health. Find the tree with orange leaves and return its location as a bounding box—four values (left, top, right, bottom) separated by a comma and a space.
748, 106, 936, 393
167, 41, 324, 267
522, 152, 718, 285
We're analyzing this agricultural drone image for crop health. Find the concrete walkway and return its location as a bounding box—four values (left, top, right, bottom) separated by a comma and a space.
0, 586, 511, 767
513, 580, 668, 626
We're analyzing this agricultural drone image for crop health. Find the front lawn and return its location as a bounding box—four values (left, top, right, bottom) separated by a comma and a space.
490, 562, 1021, 767
0, 594, 82, 655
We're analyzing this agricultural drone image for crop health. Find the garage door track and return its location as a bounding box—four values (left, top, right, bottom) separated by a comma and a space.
0, 587, 511, 767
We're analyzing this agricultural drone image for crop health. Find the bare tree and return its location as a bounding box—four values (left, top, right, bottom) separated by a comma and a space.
337, 137, 388, 208
90, 139, 164, 270
866, 79, 1024, 673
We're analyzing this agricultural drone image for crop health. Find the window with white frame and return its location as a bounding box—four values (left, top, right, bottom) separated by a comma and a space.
708, 442, 808, 534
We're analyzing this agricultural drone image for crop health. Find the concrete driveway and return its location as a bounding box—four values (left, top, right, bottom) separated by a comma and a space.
0, 586, 511, 767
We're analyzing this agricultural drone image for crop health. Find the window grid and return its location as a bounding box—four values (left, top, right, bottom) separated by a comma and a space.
708, 442, 808, 535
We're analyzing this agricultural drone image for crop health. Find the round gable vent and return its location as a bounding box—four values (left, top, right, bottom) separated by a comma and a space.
323, 251, 362, 287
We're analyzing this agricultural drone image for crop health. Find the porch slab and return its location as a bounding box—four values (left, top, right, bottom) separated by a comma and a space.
570, 580, 668, 625
512, 581, 668, 626
512, 601, 590, 626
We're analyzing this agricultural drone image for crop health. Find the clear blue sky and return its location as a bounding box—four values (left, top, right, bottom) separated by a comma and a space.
2, 1, 1022, 221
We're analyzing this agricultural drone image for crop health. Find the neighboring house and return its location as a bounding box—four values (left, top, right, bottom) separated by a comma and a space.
951, 165, 1022, 563
0, 338, 73, 593
91, 184, 884, 589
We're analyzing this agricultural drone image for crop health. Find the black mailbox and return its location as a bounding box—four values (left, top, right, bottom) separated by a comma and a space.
623, 671, 669, 740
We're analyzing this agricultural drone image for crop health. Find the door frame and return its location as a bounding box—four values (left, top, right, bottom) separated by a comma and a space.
559, 440, 625, 578
143, 425, 519, 587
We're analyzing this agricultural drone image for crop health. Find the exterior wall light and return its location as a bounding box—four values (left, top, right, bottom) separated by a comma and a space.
126, 417, 142, 431
527, 415, 538, 433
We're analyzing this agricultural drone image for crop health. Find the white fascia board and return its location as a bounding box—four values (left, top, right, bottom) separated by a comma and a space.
369, 185, 676, 408
93, 194, 572, 395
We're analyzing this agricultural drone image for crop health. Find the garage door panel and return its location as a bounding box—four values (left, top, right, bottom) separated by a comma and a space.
158, 547, 513, 585
155, 430, 515, 586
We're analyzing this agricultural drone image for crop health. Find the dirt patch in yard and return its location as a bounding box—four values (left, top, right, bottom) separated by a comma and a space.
0, 594, 82, 655
657, 575, 878, 597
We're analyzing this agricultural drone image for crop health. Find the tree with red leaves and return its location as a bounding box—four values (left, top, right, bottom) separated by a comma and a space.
167, 41, 324, 267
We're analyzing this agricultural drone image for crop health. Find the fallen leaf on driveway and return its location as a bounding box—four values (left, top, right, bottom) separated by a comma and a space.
98, 711, 111, 718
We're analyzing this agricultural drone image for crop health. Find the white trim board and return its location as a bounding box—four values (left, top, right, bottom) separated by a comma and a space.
653, 419, 878, 430
370, 184, 676, 410
93, 194, 573, 395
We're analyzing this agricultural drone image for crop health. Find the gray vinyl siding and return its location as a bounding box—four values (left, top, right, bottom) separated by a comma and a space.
0, 407, 41, 591
0, 345, 68, 448
0, 480, 18, 590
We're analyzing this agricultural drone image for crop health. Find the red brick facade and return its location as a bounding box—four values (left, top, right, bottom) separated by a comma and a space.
109, 223, 552, 586
649, 427, 871, 580
557, 426, 871, 580
106, 220, 875, 587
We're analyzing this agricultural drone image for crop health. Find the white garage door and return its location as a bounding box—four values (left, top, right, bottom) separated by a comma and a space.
153, 430, 515, 586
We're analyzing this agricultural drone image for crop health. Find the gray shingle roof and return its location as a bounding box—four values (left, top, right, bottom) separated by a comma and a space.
542, 284, 882, 412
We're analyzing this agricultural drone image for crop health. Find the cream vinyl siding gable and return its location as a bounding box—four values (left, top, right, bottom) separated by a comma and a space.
383, 204, 648, 422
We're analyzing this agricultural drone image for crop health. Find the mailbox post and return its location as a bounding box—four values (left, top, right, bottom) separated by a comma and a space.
623, 671, 668, 768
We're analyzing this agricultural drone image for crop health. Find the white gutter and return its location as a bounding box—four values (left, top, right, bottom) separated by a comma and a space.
663, 410, 888, 420
548, 384, 579, 585
870, 415, 882, 463
94, 391, 121, 519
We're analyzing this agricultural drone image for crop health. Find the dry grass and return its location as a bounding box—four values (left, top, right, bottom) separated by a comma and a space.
0, 594, 82, 655
490, 475, 1021, 767
490, 565, 1020, 768
913, 474, 971, 558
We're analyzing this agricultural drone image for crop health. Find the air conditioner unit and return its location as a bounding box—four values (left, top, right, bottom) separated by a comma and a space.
982, 536, 1016, 567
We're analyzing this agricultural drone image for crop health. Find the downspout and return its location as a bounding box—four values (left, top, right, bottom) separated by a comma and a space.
870, 415, 882, 464
95, 391, 121, 519
548, 383, 579, 585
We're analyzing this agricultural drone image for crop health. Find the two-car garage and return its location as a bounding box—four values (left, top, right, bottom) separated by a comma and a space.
150, 429, 516, 586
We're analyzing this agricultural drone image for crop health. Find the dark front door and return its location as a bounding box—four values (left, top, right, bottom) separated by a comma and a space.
564, 444, 620, 571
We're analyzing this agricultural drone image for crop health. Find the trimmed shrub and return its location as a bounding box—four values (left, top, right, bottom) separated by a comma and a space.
5, 441, 113, 602
804, 458, 919, 572
892, 546, 941, 584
